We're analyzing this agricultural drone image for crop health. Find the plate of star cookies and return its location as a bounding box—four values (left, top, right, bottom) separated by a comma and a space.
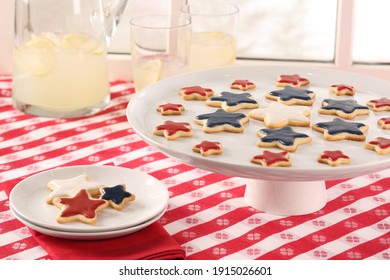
127, 65, 390, 181
9, 165, 169, 238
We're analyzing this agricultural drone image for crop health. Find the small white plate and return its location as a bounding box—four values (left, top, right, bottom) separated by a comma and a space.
11, 205, 166, 240
127, 65, 390, 181
9, 165, 169, 233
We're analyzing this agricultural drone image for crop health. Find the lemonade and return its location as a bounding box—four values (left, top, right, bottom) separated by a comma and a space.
132, 54, 188, 92
188, 32, 237, 71
12, 33, 110, 117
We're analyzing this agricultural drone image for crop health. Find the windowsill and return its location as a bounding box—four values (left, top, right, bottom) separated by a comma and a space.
108, 54, 390, 82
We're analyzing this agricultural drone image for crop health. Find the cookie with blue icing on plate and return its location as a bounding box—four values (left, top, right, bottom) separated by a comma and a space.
256, 126, 312, 152
206, 91, 259, 112
318, 99, 370, 120
194, 108, 249, 133
312, 117, 368, 141
100, 184, 135, 211
266, 86, 316, 106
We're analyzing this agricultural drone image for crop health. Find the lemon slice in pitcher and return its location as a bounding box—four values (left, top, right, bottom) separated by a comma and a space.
60, 34, 104, 54
14, 36, 56, 76
134, 58, 163, 91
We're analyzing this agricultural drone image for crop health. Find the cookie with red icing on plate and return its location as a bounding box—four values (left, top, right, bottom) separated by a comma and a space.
192, 140, 223, 156
156, 103, 185, 116
52, 189, 108, 224
276, 74, 310, 88
364, 137, 390, 155
153, 120, 193, 140
178, 86, 214, 101
251, 150, 291, 167
317, 150, 351, 167
366, 97, 390, 112
378, 117, 390, 130
230, 79, 256, 90
329, 84, 356, 96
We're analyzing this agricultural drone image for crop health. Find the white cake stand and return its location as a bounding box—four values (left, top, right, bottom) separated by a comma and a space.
126, 65, 390, 215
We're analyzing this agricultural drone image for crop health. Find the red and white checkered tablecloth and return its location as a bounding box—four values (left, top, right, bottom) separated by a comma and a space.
0, 76, 389, 260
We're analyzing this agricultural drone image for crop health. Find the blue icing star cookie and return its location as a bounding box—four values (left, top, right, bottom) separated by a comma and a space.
266, 85, 316, 105
100, 184, 135, 211
312, 117, 368, 141
318, 99, 370, 119
194, 108, 250, 133
206, 91, 259, 112
256, 126, 312, 152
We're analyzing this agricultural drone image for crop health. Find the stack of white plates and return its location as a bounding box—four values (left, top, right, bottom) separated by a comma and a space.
9, 165, 169, 240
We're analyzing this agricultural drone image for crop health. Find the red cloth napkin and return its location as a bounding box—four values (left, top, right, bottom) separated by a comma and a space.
30, 222, 185, 260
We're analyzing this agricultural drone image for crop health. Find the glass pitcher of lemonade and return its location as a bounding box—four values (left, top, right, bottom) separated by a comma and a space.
12, 0, 128, 118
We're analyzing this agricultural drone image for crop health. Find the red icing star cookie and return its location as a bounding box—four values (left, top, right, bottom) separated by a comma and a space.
317, 150, 351, 167
378, 117, 390, 129
178, 86, 214, 101
329, 84, 356, 96
251, 150, 291, 167
276, 74, 310, 88
366, 97, 390, 112
153, 120, 193, 140
52, 189, 108, 224
230, 79, 256, 90
192, 140, 223, 156
156, 103, 185, 115
364, 137, 390, 155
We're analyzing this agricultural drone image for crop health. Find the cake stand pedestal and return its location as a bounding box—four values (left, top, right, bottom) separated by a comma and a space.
244, 179, 326, 216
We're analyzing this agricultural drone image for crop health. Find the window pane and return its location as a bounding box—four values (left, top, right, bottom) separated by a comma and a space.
108, 0, 338, 63
353, 0, 390, 64
235, 0, 338, 62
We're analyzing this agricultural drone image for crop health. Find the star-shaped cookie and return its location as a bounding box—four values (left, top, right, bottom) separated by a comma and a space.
378, 117, 390, 129
312, 118, 368, 141
249, 102, 311, 128
153, 120, 193, 140
178, 86, 214, 101
100, 184, 135, 211
276, 74, 310, 87
318, 99, 370, 119
206, 91, 259, 112
192, 140, 223, 156
266, 86, 315, 105
251, 150, 291, 167
256, 126, 312, 152
364, 137, 390, 155
366, 97, 390, 112
46, 174, 106, 204
194, 109, 249, 133
156, 103, 185, 115
230, 79, 256, 90
329, 84, 356, 96
317, 150, 351, 167
53, 189, 108, 224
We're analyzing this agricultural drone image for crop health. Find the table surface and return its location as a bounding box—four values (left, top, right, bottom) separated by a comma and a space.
0, 76, 389, 260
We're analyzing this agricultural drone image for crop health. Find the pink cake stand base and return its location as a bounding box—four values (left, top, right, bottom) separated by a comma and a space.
244, 179, 327, 216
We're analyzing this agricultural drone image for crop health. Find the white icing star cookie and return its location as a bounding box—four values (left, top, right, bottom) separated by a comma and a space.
249, 102, 311, 128
46, 174, 106, 204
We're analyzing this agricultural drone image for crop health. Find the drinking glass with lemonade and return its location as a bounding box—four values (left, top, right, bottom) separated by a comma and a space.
181, 2, 239, 71
130, 15, 191, 92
